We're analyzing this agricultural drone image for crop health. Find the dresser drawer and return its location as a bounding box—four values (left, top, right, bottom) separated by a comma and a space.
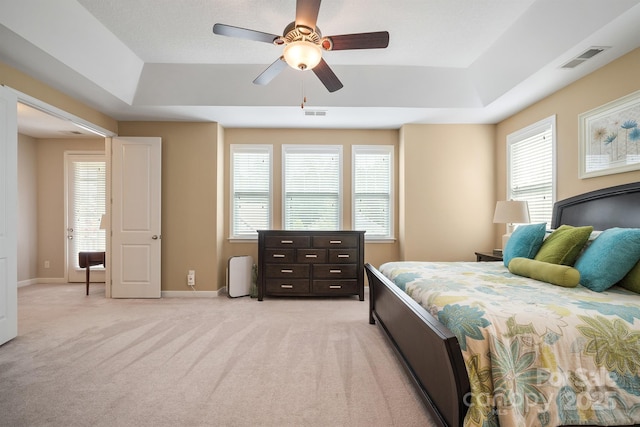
265, 235, 310, 248
313, 264, 358, 279
297, 249, 327, 263
312, 280, 358, 295
265, 264, 310, 278
328, 249, 358, 263
313, 235, 358, 248
266, 279, 310, 294
264, 248, 295, 263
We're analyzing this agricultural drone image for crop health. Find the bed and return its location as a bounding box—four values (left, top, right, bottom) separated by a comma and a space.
365, 182, 640, 427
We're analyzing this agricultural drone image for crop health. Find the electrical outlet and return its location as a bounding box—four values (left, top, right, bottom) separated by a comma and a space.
187, 270, 195, 286
44, 260, 50, 269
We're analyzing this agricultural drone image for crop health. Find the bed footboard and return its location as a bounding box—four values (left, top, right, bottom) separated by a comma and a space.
366, 263, 469, 427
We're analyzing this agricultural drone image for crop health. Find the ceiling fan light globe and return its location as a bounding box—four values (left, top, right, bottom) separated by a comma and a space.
283, 40, 322, 70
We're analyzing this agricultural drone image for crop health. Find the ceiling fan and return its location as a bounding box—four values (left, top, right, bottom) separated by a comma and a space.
212, 0, 389, 92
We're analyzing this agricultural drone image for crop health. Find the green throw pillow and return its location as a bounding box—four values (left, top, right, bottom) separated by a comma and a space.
534, 225, 593, 265
575, 227, 640, 292
508, 257, 580, 288
618, 261, 640, 293
502, 223, 547, 268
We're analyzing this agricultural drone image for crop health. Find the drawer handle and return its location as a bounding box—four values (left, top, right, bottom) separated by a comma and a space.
281, 269, 293, 273
329, 285, 342, 289
280, 284, 294, 289
273, 254, 286, 258
305, 254, 318, 258
329, 240, 342, 244
281, 240, 293, 244
337, 254, 349, 258
330, 269, 342, 273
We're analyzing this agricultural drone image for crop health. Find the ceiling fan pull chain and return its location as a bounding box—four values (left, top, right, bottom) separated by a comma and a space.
301, 80, 307, 109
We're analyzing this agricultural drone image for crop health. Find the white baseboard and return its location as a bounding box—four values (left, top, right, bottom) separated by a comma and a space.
18, 279, 38, 288
161, 289, 224, 298
37, 278, 68, 284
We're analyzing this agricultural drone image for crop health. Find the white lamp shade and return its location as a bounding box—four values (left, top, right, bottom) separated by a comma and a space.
283, 41, 322, 70
493, 200, 530, 224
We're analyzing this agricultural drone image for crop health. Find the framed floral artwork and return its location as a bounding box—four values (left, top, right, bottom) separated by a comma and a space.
579, 89, 640, 178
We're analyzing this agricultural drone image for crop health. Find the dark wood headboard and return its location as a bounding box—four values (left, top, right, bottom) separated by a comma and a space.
551, 182, 640, 230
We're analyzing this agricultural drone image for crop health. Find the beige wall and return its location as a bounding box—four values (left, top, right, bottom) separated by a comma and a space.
7, 48, 640, 292
118, 122, 222, 292
399, 124, 496, 261
17, 134, 38, 284
495, 47, 640, 247
222, 128, 401, 274
36, 139, 105, 279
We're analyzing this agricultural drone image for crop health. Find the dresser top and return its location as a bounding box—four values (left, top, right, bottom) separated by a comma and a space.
258, 230, 365, 235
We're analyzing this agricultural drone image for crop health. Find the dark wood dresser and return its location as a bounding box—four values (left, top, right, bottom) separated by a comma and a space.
257, 230, 365, 301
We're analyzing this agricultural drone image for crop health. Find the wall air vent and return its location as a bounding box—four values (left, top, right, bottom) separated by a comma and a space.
304, 110, 327, 116
560, 46, 609, 69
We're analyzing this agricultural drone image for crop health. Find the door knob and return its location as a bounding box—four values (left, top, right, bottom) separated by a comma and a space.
152, 235, 159, 240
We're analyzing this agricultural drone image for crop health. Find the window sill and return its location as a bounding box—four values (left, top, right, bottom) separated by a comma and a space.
228, 237, 257, 243
365, 237, 396, 243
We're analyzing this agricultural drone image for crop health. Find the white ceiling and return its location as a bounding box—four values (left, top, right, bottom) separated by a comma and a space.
2, 0, 640, 136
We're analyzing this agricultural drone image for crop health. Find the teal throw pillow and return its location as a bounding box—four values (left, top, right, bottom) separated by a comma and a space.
502, 223, 547, 268
574, 227, 640, 292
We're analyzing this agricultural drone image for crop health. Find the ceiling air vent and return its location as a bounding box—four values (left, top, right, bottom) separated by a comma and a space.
304, 110, 327, 116
560, 46, 609, 69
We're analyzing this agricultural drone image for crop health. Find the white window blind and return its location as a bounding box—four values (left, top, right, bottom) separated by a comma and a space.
507, 116, 556, 226
353, 145, 393, 239
71, 160, 106, 266
283, 145, 342, 230
231, 145, 271, 238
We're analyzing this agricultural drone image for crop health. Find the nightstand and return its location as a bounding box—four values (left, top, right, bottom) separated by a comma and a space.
475, 251, 503, 262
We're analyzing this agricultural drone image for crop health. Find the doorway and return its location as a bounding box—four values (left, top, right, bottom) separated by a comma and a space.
14, 92, 114, 294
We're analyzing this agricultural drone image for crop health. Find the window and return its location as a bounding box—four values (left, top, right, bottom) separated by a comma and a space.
353, 145, 393, 239
230, 145, 272, 238
283, 145, 342, 230
69, 158, 106, 265
507, 115, 556, 225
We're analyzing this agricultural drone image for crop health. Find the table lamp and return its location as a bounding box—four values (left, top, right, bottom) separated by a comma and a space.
493, 200, 530, 250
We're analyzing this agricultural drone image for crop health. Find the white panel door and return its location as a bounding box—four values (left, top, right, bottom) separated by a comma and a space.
0, 86, 18, 345
111, 137, 161, 298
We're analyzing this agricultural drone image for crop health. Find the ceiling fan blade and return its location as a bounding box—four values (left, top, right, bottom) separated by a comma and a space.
253, 57, 288, 85
295, 0, 321, 29
312, 59, 343, 93
213, 23, 279, 44
325, 31, 389, 50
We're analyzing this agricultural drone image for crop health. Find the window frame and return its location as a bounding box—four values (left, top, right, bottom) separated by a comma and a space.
282, 144, 343, 231
352, 145, 394, 241
506, 115, 557, 226
229, 144, 272, 239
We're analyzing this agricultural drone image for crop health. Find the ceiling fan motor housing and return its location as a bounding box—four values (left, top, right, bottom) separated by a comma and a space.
278, 22, 328, 70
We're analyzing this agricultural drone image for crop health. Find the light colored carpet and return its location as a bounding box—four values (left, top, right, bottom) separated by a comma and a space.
0, 283, 437, 427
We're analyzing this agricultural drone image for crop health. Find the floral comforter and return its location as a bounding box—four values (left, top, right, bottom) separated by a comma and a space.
378, 261, 640, 427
